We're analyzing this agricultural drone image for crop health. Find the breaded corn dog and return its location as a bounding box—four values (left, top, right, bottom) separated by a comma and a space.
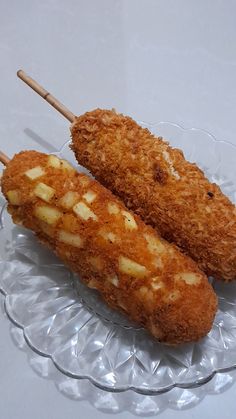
1, 151, 217, 344
71, 109, 236, 281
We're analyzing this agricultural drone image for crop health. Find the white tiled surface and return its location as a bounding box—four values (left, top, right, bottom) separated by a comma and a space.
1, 1, 236, 418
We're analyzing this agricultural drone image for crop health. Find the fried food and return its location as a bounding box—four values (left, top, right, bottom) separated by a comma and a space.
71, 109, 236, 281
1, 150, 217, 344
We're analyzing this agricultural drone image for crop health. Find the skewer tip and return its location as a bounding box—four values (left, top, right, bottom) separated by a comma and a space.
17, 69, 23, 77
0, 151, 10, 166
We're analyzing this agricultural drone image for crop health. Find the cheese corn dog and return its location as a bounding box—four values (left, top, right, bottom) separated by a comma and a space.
71, 109, 236, 281
1, 150, 217, 344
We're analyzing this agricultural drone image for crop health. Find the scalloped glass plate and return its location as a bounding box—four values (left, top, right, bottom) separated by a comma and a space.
1, 122, 236, 404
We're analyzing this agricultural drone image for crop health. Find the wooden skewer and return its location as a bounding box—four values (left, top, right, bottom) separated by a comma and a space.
17, 70, 75, 123
1, 71, 75, 167
0, 151, 10, 166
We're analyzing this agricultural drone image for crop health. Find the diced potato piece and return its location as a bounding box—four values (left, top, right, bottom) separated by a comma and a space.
58, 230, 83, 248
139, 286, 153, 300
106, 232, 117, 243
89, 257, 103, 270
35, 205, 62, 225
6, 190, 21, 205
107, 275, 119, 287
83, 190, 97, 204
144, 234, 166, 255
152, 282, 164, 291
47, 155, 61, 168
60, 159, 75, 172
164, 290, 180, 302
59, 191, 79, 209
48, 155, 75, 171
87, 279, 99, 289
25, 166, 45, 180
174, 272, 201, 285
73, 201, 98, 221
118, 256, 148, 278
99, 230, 117, 243
121, 210, 137, 230
34, 182, 55, 202
107, 202, 120, 215
153, 257, 163, 269
151, 278, 164, 291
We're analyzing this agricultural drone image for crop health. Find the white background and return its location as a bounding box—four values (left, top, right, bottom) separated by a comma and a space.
1, 0, 236, 418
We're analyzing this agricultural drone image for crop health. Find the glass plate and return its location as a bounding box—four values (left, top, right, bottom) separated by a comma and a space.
1, 122, 236, 408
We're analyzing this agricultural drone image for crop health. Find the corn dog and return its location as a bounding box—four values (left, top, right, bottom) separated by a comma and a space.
71, 109, 236, 281
1, 150, 217, 344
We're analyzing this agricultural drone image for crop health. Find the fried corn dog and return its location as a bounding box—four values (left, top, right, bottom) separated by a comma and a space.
71, 109, 236, 281
1, 150, 217, 344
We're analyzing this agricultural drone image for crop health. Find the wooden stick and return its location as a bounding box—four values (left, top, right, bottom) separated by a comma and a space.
17, 70, 75, 123
0, 151, 10, 166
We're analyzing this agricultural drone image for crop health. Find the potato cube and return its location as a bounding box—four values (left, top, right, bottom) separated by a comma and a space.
107, 202, 120, 215
87, 279, 98, 289
139, 286, 153, 301
144, 234, 165, 255
73, 201, 98, 221
34, 182, 55, 202
6, 190, 21, 205
107, 275, 119, 287
164, 290, 180, 302
99, 230, 117, 243
60, 159, 75, 172
83, 190, 97, 204
153, 257, 163, 269
121, 210, 137, 230
151, 278, 164, 291
59, 191, 79, 209
25, 166, 45, 180
35, 205, 62, 225
118, 256, 148, 278
58, 230, 83, 248
47, 155, 61, 168
174, 272, 201, 285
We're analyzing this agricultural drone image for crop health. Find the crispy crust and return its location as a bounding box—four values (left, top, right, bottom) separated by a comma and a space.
1, 151, 217, 344
71, 109, 236, 281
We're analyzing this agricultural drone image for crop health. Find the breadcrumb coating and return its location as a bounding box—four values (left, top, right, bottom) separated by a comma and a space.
1, 151, 217, 344
71, 109, 236, 281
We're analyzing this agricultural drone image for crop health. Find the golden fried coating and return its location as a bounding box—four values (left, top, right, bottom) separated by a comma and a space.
1, 151, 217, 344
71, 109, 236, 281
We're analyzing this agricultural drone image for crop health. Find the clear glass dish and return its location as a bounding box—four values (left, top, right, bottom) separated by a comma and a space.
1, 122, 236, 410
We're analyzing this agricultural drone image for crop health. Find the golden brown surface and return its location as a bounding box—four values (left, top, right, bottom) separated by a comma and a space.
71, 109, 236, 281
1, 150, 217, 344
